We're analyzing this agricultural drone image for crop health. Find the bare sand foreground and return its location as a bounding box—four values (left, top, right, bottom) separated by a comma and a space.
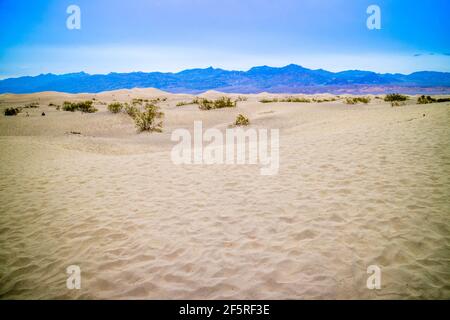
0, 89, 449, 299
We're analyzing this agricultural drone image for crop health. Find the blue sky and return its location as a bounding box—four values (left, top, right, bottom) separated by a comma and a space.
0, 0, 449, 78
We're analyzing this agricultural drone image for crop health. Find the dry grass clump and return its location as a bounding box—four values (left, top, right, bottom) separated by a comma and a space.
384, 93, 408, 102
133, 103, 164, 132
196, 97, 236, 110
235, 114, 250, 126
62, 101, 98, 113
345, 97, 371, 104
107, 102, 124, 113
236, 96, 248, 102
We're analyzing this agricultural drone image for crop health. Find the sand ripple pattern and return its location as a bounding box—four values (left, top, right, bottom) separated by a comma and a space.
1, 98, 449, 299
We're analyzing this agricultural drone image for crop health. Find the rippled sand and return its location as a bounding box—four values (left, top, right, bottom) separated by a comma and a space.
0, 90, 449, 299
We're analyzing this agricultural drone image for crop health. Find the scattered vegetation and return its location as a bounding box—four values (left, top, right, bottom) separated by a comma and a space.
24, 102, 39, 108
345, 97, 371, 104
133, 104, 164, 132
132, 97, 167, 106
235, 114, 250, 126
235, 96, 248, 102
107, 102, 124, 113
196, 97, 236, 110
62, 101, 98, 113
132, 98, 149, 105
384, 93, 408, 102
259, 97, 311, 103
4, 107, 21, 116
312, 97, 337, 103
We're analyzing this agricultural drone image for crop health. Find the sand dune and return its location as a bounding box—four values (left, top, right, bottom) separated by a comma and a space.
0, 91, 449, 299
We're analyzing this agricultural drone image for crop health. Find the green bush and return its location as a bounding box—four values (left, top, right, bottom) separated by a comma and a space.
78, 101, 97, 113
124, 104, 139, 118
133, 104, 164, 132
384, 94, 408, 102
235, 114, 250, 126
4, 107, 21, 116
108, 102, 123, 113
62, 101, 77, 112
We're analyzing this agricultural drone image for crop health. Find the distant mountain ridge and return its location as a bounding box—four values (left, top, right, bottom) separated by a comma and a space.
1, 64, 450, 94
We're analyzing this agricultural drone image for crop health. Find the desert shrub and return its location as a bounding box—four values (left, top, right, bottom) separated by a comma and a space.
124, 104, 139, 118
282, 97, 311, 103
345, 97, 371, 104
236, 96, 248, 102
77, 101, 97, 113
197, 97, 236, 110
4, 107, 21, 116
213, 97, 236, 109
312, 98, 336, 103
63, 101, 77, 112
417, 95, 450, 104
133, 104, 164, 132
384, 93, 408, 102
417, 95, 435, 104
259, 98, 278, 103
235, 114, 250, 126
62, 101, 97, 113
108, 102, 123, 113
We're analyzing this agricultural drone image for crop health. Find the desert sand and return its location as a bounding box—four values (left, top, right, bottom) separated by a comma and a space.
0, 89, 449, 299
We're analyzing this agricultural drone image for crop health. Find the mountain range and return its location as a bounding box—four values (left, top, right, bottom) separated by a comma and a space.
1, 64, 450, 94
